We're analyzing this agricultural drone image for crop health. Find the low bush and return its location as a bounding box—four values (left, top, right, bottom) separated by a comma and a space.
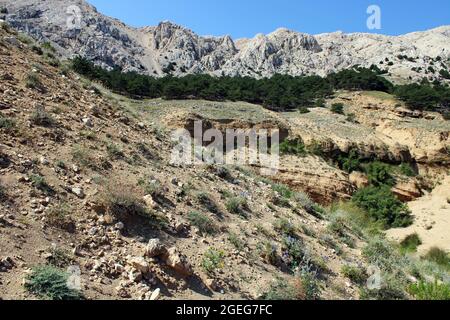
201, 248, 225, 275
25, 265, 82, 300
187, 211, 218, 235
352, 186, 413, 229
196, 192, 220, 214
46, 203, 76, 232
106, 143, 124, 160
259, 241, 278, 265
274, 218, 296, 237
138, 178, 165, 201
102, 186, 150, 221
364, 161, 395, 187
228, 232, 245, 251
409, 280, 450, 300
71, 145, 95, 169
422, 247, 450, 270
400, 233, 422, 254
25, 72, 46, 92
262, 273, 321, 301
30, 174, 54, 195
272, 184, 294, 199
0, 115, 16, 133
279, 138, 307, 156
330, 103, 345, 114
30, 107, 55, 127
294, 192, 315, 215
225, 197, 248, 216
338, 149, 361, 173
398, 163, 416, 177
0, 182, 6, 200
341, 265, 367, 285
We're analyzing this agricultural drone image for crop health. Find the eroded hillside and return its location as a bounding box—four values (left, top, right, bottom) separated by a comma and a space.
0, 25, 449, 301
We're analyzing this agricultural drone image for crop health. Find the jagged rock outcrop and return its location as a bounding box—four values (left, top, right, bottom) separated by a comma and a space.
1, 0, 450, 81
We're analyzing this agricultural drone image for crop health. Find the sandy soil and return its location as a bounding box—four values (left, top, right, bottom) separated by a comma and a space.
387, 176, 450, 254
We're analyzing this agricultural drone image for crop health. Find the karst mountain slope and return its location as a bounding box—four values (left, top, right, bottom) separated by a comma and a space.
1, 0, 450, 82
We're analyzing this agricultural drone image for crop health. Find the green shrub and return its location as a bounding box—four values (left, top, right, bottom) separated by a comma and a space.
32, 45, 43, 55
345, 113, 357, 123
353, 186, 412, 229
398, 163, 416, 177
409, 280, 450, 300
307, 139, 325, 157
338, 149, 361, 173
341, 265, 367, 285
331, 103, 345, 114
55, 160, 66, 169
279, 138, 307, 156
102, 187, 151, 221
25, 265, 82, 300
400, 233, 422, 254
201, 248, 225, 275
365, 161, 395, 186
262, 273, 321, 301
298, 107, 310, 114
46, 248, 74, 268
196, 192, 220, 214
46, 202, 76, 232
25, 72, 46, 92
315, 98, 326, 108
106, 142, 124, 160
138, 179, 164, 200
294, 192, 315, 214
228, 232, 245, 251
440, 69, 450, 80
443, 111, 450, 121
362, 237, 404, 272
272, 184, 293, 199
394, 83, 442, 110
187, 211, 218, 235
262, 278, 301, 300
209, 165, 234, 182
299, 271, 322, 300
225, 197, 248, 216
41, 42, 56, 52
273, 218, 296, 237
259, 241, 278, 265
0, 182, 6, 200
30, 174, 54, 195
0, 115, 16, 133
71, 145, 95, 169
423, 247, 450, 269
30, 108, 55, 127
329, 202, 384, 239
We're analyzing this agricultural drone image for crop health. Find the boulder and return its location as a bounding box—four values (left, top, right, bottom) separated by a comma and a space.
145, 238, 167, 258
349, 172, 369, 189
129, 257, 150, 274
392, 180, 422, 202
165, 247, 193, 277
143, 194, 157, 209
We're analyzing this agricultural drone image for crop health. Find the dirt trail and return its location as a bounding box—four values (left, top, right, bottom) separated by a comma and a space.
387, 176, 450, 254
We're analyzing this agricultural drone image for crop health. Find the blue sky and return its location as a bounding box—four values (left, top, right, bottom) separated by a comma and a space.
87, 0, 450, 38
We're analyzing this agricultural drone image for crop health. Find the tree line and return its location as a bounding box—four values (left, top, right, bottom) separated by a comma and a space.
72, 56, 450, 113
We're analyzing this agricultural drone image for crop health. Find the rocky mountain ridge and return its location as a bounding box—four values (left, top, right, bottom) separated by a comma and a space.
1, 0, 450, 81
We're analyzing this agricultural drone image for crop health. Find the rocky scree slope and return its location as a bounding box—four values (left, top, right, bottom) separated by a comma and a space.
1, 0, 450, 82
